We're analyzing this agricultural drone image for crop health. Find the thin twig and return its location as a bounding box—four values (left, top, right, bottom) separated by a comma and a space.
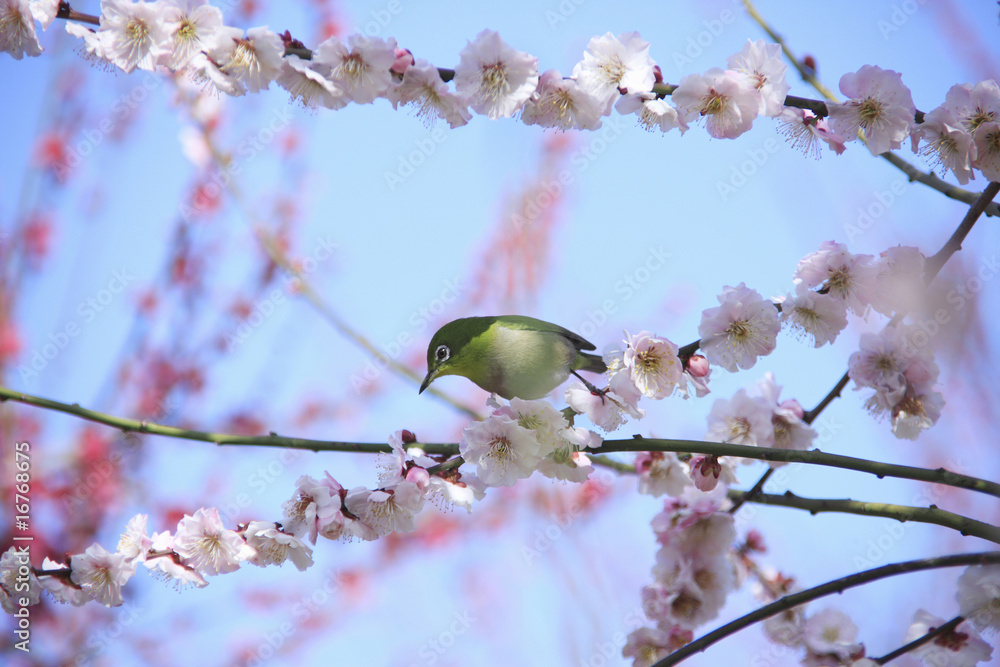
728, 489, 1000, 544
652, 552, 1000, 667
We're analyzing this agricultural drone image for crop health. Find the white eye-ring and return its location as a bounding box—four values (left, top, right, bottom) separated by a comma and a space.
435, 344, 450, 362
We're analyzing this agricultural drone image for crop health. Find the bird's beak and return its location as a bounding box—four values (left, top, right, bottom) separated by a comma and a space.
419, 369, 436, 394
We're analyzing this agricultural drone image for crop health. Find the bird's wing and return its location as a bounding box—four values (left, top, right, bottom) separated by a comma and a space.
495, 315, 597, 351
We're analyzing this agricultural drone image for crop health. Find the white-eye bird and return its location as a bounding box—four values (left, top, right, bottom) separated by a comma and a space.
419, 315, 607, 400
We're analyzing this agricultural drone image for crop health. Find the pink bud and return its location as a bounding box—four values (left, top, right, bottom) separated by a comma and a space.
652, 64, 663, 85
391, 48, 414, 74
401, 429, 417, 444
405, 466, 430, 490
689, 455, 721, 492
745, 529, 767, 553
779, 399, 804, 420
687, 354, 710, 378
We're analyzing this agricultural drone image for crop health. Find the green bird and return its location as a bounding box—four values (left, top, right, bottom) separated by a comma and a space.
419, 315, 607, 400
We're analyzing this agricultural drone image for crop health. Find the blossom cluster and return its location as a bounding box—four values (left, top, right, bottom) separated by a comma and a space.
622, 492, 737, 666
696, 241, 942, 442
753, 563, 1000, 667
0, 509, 312, 610
4, 1, 998, 182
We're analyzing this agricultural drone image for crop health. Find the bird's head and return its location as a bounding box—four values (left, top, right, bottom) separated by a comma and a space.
419, 317, 494, 394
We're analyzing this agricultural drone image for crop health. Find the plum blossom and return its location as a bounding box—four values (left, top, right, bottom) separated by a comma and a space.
521, 69, 605, 131
616, 91, 688, 134
1, 0, 42, 59
957, 564, 1000, 632
173, 507, 256, 575
276, 55, 348, 110
623, 331, 683, 399
572, 31, 656, 113
698, 283, 780, 372
706, 388, 774, 449
943, 80, 1000, 135
635, 451, 691, 497
973, 121, 1000, 181
454, 29, 538, 119
243, 521, 314, 571
752, 373, 817, 462
910, 106, 976, 184
69, 543, 132, 607
672, 68, 760, 139
794, 241, 878, 316
801, 608, 863, 660
99, 0, 171, 73
780, 287, 849, 347
849, 323, 943, 438
778, 107, 847, 158
344, 482, 425, 538
905, 609, 993, 667
29, 0, 59, 29
314, 34, 397, 104
388, 59, 471, 128
726, 39, 789, 117
161, 0, 223, 70
142, 531, 209, 589
828, 65, 915, 155
282, 473, 346, 543
459, 413, 543, 486
622, 626, 691, 667
66, 22, 110, 64
426, 472, 487, 513
117, 514, 153, 569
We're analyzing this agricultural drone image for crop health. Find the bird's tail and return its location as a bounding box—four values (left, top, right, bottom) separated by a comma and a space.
576, 352, 607, 374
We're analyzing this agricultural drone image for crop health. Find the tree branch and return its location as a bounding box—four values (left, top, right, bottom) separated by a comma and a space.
4, 385, 999, 499
595, 437, 1000, 499
728, 489, 1000, 544
873, 615, 964, 665
653, 552, 1000, 667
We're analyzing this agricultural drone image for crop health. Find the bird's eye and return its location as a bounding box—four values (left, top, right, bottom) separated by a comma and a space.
435, 344, 450, 362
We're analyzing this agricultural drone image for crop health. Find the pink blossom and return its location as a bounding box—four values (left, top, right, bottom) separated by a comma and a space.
173, 507, 256, 575
70, 543, 132, 607
698, 283, 780, 372
829, 65, 915, 155
672, 68, 760, 139
454, 29, 539, 119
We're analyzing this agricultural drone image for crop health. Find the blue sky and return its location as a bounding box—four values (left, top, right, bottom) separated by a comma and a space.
2, 1, 1000, 665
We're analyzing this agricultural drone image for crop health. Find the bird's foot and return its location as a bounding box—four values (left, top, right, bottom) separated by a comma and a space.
572, 371, 607, 404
